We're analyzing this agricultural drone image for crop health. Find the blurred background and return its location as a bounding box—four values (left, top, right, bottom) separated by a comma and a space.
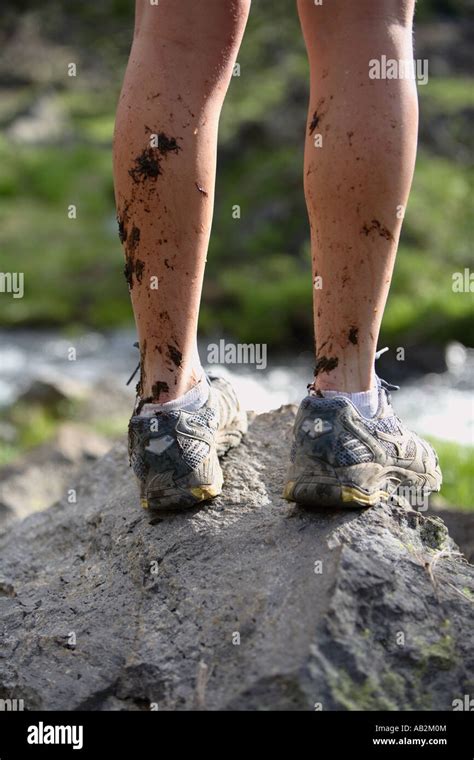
0, 1, 472, 540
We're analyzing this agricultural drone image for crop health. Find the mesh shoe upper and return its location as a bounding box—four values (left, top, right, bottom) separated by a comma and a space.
128, 374, 246, 502
289, 388, 441, 482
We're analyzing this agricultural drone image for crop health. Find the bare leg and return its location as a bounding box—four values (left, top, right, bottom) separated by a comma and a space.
297, 0, 418, 393
113, 0, 250, 403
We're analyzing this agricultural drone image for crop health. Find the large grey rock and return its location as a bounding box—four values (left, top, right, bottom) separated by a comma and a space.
0, 407, 473, 711
0, 424, 111, 527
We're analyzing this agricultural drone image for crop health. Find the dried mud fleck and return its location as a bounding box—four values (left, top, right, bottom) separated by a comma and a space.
361, 219, 394, 241
135, 259, 145, 283
309, 99, 326, 135
151, 381, 170, 401
309, 111, 321, 134
124, 254, 144, 290
130, 226, 141, 250
317, 338, 329, 353
314, 356, 339, 376
348, 326, 359, 345
129, 148, 161, 184
167, 344, 183, 368
129, 132, 181, 184
117, 216, 127, 243
124, 259, 134, 289
157, 132, 181, 156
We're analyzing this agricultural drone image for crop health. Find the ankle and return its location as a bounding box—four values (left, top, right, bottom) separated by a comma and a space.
314, 374, 375, 394
139, 371, 209, 414
141, 365, 205, 404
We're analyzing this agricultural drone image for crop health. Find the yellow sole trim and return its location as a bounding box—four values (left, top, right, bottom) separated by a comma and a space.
190, 485, 220, 501
282, 482, 295, 500
140, 498, 149, 510
341, 485, 388, 506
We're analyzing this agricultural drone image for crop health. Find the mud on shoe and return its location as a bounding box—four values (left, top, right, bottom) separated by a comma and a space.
128, 375, 247, 511
283, 379, 442, 509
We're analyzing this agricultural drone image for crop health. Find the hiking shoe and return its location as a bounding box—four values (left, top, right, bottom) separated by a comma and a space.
283, 378, 442, 508
128, 375, 247, 510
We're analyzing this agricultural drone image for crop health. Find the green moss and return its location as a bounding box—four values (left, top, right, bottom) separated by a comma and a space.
330, 629, 460, 711
420, 517, 450, 550
329, 670, 407, 711
418, 635, 459, 674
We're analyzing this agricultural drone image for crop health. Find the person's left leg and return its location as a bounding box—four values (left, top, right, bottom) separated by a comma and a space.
113, 0, 250, 406
117, 1, 251, 511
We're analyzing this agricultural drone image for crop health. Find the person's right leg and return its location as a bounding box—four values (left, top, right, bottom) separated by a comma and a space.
298, 0, 418, 398
284, 0, 442, 508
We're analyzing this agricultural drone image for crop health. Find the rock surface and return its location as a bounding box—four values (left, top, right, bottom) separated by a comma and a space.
0, 424, 111, 527
0, 407, 473, 711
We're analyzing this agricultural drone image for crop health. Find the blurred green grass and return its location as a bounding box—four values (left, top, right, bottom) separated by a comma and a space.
428, 437, 474, 511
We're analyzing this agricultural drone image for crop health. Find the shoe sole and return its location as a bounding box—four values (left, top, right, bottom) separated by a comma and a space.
142, 481, 223, 512
283, 464, 442, 509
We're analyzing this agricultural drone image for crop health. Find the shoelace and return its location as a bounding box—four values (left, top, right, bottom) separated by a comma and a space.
126, 342, 140, 386
375, 348, 400, 403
